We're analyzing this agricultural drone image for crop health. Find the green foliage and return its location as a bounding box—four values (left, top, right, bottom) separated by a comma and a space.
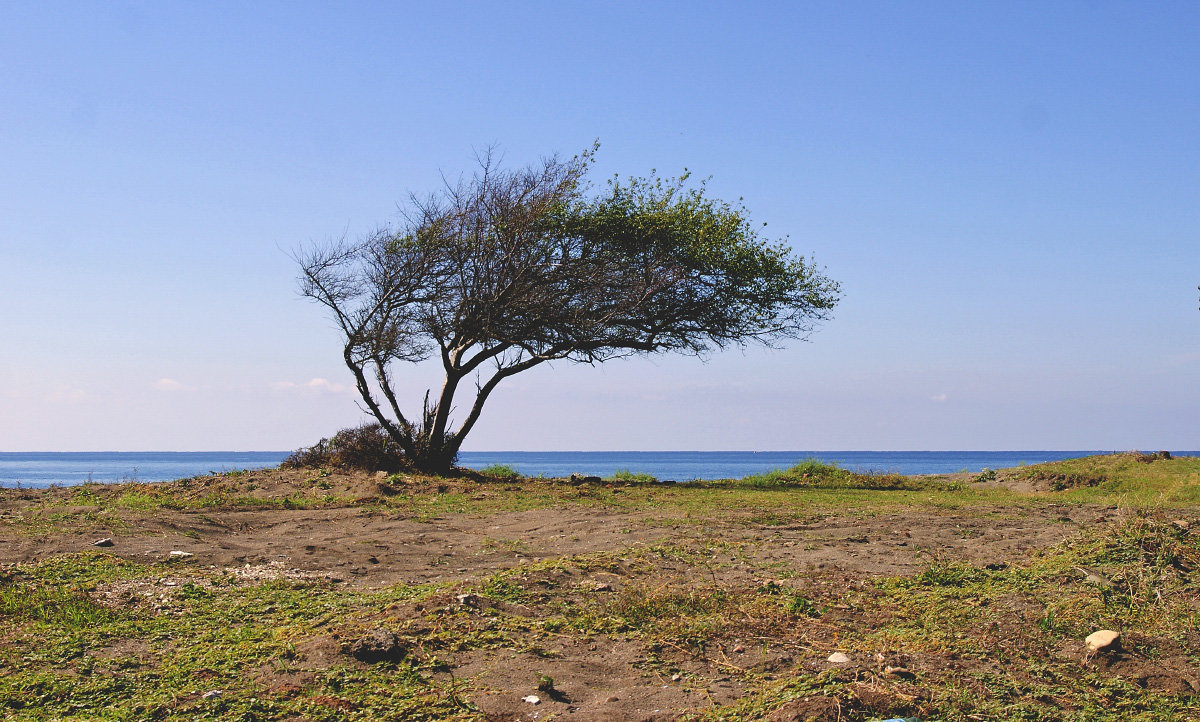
479, 463, 521, 479
604, 468, 658, 483
737, 459, 933, 491
0, 580, 120, 628
1002, 452, 1200, 503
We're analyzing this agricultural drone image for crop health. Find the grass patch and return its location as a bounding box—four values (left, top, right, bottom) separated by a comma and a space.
478, 463, 521, 479
1001, 452, 1200, 503
604, 469, 658, 483
733, 459, 947, 491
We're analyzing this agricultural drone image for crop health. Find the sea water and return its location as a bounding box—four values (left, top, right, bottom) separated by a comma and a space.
1, 449, 1186, 487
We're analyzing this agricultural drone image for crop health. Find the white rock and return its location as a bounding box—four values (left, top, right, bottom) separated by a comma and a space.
201, 690, 222, 699
827, 652, 851, 664
522, 695, 541, 704
92, 538, 114, 547
1086, 629, 1121, 653
169, 550, 194, 558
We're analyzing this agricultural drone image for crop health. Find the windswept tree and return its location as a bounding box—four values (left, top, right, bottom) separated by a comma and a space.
297, 148, 840, 474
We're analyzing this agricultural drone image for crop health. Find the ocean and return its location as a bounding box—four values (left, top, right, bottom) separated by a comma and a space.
1, 449, 1187, 487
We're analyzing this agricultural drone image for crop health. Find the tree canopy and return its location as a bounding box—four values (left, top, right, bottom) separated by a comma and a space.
297, 148, 840, 473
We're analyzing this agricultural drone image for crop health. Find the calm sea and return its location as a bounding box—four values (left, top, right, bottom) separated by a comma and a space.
2, 450, 1191, 487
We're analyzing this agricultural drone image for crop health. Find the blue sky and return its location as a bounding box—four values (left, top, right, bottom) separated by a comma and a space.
2, 2, 1197, 451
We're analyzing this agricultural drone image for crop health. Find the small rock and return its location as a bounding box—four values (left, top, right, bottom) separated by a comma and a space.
522, 695, 541, 705
671, 673, 682, 681
201, 690, 222, 699
1074, 566, 1114, 588
456, 593, 480, 606
168, 550, 193, 558
827, 652, 851, 664
92, 538, 114, 547
1172, 520, 1190, 532
348, 628, 406, 663
374, 470, 388, 479
593, 582, 613, 592
884, 665, 915, 679
1086, 629, 1121, 654
733, 644, 745, 653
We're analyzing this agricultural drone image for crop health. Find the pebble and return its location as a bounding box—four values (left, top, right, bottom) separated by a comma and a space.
1086, 629, 1121, 653
522, 695, 541, 705
168, 551, 194, 558
201, 690, 222, 699
827, 652, 851, 664
348, 628, 406, 663
91, 538, 114, 547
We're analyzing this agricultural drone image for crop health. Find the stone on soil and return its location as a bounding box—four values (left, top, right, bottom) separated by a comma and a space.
348, 628, 406, 663
1086, 629, 1120, 653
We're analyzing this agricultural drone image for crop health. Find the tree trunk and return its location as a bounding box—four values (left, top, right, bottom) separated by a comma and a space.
409, 445, 457, 476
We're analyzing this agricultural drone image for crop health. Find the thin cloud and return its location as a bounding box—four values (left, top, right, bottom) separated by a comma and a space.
931, 393, 948, 402
271, 377, 348, 393
46, 385, 86, 402
153, 378, 190, 391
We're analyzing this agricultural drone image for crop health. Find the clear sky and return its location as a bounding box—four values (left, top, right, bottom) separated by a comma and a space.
2, 2, 1197, 452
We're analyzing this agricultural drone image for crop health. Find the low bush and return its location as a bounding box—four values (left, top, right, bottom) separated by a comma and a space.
281, 423, 406, 472
739, 459, 929, 490
479, 463, 522, 479
604, 469, 658, 483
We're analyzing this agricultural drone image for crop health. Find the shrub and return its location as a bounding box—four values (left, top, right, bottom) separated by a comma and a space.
739, 459, 929, 491
604, 469, 658, 483
479, 464, 521, 479
281, 423, 406, 472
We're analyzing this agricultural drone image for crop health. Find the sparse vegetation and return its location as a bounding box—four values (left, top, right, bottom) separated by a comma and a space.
2, 455, 1198, 719
478, 463, 521, 479
604, 468, 658, 483
736, 459, 943, 491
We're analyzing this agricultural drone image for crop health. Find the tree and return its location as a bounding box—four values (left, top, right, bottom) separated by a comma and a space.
297, 148, 840, 474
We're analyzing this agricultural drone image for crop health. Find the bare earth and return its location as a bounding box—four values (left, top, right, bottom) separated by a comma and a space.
1, 468, 1192, 720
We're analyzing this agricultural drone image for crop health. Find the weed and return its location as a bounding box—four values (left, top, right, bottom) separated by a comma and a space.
604, 469, 658, 483
479, 464, 522, 479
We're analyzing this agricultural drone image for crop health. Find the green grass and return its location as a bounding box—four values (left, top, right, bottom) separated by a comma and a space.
604, 468, 659, 483
477, 463, 521, 479
734, 459, 947, 491
1001, 452, 1200, 504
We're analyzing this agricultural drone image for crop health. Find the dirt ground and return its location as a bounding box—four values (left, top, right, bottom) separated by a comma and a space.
1, 468, 1194, 720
